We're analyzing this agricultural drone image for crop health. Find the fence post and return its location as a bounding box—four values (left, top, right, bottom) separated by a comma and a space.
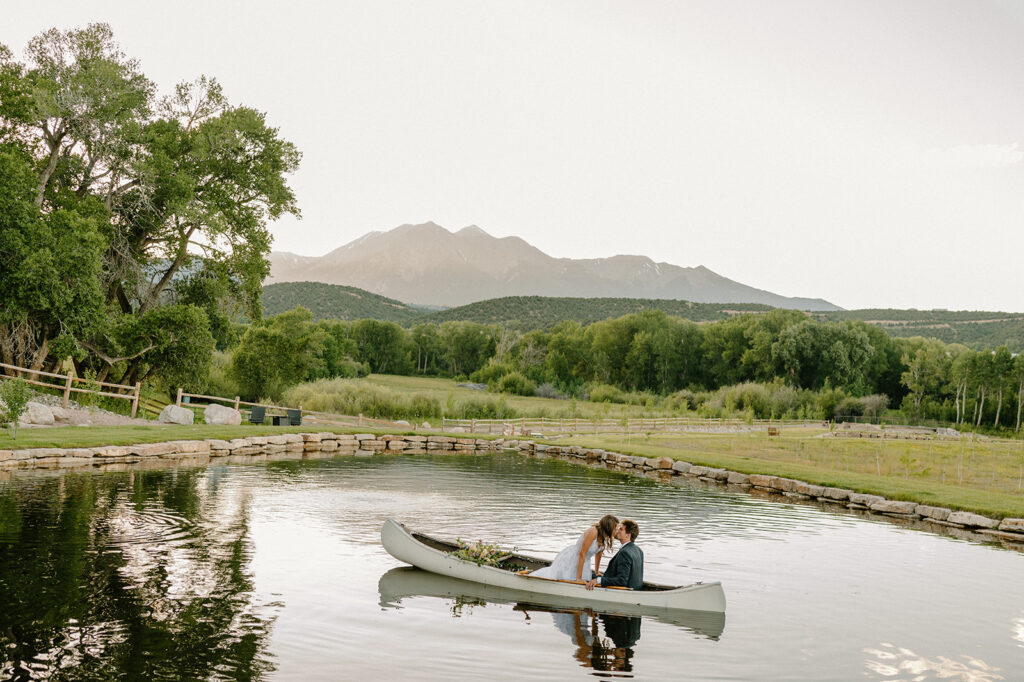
176, 387, 183, 407
131, 382, 141, 418
62, 372, 73, 409
358, 413, 363, 427
234, 396, 240, 410
470, 418, 475, 433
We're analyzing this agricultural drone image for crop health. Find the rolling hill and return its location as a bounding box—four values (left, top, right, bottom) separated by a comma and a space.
416, 296, 773, 329
260, 282, 422, 322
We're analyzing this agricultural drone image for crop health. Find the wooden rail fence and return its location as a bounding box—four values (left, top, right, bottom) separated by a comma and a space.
440, 416, 828, 436
174, 389, 410, 429
0, 361, 141, 417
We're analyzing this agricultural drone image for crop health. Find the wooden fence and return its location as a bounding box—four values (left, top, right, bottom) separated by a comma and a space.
174, 389, 410, 429
440, 416, 828, 436
0, 361, 141, 417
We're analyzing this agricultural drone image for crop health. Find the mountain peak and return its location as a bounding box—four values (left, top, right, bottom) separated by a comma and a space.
457, 224, 491, 237
268, 222, 840, 310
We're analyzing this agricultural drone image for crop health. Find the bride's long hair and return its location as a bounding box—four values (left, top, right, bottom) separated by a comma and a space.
595, 514, 619, 551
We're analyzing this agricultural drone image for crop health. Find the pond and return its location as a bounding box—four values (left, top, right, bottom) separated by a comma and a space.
1, 451, 1022, 680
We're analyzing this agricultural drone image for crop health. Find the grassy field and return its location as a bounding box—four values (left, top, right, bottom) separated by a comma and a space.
361, 374, 678, 419
560, 429, 1024, 518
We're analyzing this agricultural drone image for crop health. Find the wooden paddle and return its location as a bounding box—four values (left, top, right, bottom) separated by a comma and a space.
516, 572, 630, 590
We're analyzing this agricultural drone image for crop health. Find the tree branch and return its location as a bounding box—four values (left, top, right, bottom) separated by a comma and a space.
79, 339, 160, 366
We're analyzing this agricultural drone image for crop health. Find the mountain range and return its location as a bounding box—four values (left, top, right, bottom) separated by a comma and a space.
268, 222, 840, 310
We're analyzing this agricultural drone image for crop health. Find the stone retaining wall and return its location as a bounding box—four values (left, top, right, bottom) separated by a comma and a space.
509, 440, 1024, 546
3, 433, 1022, 546
0, 433, 503, 471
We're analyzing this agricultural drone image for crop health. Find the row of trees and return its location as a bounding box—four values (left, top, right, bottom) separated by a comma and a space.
0, 24, 298, 390
227, 307, 1024, 431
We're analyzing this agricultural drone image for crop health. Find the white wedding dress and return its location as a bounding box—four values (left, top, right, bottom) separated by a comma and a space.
531, 532, 600, 581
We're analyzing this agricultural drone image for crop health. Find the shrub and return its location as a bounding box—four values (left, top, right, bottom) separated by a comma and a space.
588, 383, 625, 404
469, 363, 512, 386
534, 382, 568, 400
0, 378, 31, 439
496, 371, 536, 396
447, 396, 518, 419
282, 378, 441, 421
205, 351, 239, 398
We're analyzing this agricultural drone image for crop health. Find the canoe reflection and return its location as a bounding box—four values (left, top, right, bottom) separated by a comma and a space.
378, 566, 725, 642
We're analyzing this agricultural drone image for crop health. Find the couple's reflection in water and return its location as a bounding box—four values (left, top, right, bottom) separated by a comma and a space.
378, 567, 724, 678
516, 604, 640, 675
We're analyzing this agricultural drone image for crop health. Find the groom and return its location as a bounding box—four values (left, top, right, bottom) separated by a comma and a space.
585, 520, 643, 590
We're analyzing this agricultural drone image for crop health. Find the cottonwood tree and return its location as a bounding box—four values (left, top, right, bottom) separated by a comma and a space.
0, 24, 299, 389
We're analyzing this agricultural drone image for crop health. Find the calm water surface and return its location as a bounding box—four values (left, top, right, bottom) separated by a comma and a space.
1, 451, 1022, 680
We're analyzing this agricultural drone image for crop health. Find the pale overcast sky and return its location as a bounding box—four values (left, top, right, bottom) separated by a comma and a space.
6, 1, 1024, 311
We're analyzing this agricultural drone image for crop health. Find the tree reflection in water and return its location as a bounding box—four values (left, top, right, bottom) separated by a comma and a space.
0, 469, 277, 681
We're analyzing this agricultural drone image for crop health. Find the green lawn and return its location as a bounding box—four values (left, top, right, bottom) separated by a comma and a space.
560, 430, 1024, 519
0, 424, 435, 450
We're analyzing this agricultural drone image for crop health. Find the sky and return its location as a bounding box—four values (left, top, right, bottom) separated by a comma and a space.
5, 1, 1024, 311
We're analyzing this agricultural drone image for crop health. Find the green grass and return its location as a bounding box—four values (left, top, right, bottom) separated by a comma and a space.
559, 430, 1024, 519
0, 423, 504, 451
361, 374, 680, 419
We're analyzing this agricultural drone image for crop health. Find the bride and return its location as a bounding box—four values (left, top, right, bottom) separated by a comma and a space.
531, 515, 619, 582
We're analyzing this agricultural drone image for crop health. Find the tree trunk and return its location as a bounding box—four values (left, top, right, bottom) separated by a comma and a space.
994, 388, 1003, 427
1016, 380, 1023, 433
975, 389, 986, 427
954, 383, 962, 424
138, 224, 198, 315
28, 337, 50, 372
34, 135, 64, 206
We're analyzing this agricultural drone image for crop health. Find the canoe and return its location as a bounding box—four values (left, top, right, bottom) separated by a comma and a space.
378, 566, 726, 638
380, 518, 726, 613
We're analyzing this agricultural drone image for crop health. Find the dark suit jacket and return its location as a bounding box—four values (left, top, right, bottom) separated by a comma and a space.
600, 542, 644, 590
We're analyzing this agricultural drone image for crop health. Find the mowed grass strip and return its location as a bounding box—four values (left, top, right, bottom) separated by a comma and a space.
0, 424, 502, 451
561, 430, 1024, 519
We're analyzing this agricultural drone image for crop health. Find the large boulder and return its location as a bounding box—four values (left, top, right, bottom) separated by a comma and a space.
947, 511, 998, 529
19, 401, 55, 426
204, 403, 242, 426
159, 405, 194, 425
49, 405, 70, 421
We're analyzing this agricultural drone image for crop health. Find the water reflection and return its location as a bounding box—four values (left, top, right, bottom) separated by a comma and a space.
0, 469, 277, 681
379, 566, 723, 677
517, 607, 639, 675
863, 643, 1004, 681
1013, 617, 1024, 648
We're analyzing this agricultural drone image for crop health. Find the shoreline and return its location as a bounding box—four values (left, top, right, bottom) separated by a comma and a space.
2, 430, 1023, 549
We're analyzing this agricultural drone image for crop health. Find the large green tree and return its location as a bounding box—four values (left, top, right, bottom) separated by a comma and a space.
0, 24, 299, 389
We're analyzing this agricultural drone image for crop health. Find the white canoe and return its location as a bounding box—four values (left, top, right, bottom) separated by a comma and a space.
378, 566, 726, 638
381, 518, 726, 613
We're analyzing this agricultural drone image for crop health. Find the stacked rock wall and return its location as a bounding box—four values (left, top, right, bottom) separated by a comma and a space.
510, 440, 1024, 546
0, 433, 503, 471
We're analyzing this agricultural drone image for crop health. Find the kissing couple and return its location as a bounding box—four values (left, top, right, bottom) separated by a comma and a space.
530, 515, 644, 590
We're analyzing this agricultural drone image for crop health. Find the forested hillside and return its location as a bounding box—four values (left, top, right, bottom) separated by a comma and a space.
261, 285, 1024, 352
261, 282, 421, 322
416, 296, 773, 329
814, 310, 1024, 352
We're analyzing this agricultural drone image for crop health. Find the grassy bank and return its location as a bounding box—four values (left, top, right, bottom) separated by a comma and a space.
560, 430, 1024, 519
0, 424, 445, 451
